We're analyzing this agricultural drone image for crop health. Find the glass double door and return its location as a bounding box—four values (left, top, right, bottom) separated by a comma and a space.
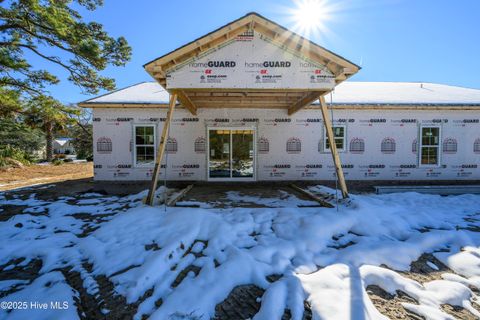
208, 128, 255, 180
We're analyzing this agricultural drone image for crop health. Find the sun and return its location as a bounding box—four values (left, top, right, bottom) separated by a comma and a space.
286, 0, 336, 39
293, 0, 329, 31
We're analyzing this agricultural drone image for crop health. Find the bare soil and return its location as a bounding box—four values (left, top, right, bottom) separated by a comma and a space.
1, 180, 479, 319
0, 162, 93, 191
367, 254, 480, 320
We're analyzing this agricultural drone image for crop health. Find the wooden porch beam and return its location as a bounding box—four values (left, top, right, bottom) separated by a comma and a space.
174, 90, 197, 115
145, 93, 178, 206
319, 95, 349, 199
288, 91, 323, 115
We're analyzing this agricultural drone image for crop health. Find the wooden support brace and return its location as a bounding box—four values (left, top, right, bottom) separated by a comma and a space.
288, 91, 323, 115
175, 90, 197, 115
145, 93, 178, 206
319, 96, 349, 199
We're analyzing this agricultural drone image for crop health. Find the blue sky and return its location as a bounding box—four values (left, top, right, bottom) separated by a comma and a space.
36, 0, 480, 104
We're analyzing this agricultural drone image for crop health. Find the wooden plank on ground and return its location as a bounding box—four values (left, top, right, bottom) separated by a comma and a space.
166, 184, 194, 206
290, 184, 334, 208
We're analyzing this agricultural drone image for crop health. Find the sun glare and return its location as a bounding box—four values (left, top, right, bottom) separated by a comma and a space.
293, 0, 328, 30
286, 0, 336, 40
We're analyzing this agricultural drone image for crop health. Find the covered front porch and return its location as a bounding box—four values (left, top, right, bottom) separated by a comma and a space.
142, 13, 360, 205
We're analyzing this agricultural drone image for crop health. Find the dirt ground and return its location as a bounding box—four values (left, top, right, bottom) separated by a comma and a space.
1, 179, 479, 319
0, 162, 93, 192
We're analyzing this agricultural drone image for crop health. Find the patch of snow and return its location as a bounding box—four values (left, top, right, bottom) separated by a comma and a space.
0, 279, 29, 292
427, 261, 439, 270
435, 246, 480, 278
0, 188, 479, 319
0, 272, 79, 320
225, 190, 317, 207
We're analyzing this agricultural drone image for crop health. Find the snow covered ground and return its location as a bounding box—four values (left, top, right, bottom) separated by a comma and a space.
0, 186, 479, 320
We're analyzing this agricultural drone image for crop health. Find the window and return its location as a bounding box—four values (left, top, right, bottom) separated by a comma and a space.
442, 138, 457, 154
286, 137, 301, 153
97, 137, 112, 153
166, 137, 177, 154
381, 138, 396, 154
420, 127, 440, 166
324, 126, 346, 151
350, 138, 365, 153
258, 137, 269, 154
134, 125, 155, 165
474, 138, 480, 154
412, 139, 417, 154
194, 137, 206, 153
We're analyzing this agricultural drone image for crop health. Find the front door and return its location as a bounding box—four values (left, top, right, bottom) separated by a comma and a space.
208, 128, 255, 181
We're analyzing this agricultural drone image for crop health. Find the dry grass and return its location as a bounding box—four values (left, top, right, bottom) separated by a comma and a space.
0, 162, 93, 191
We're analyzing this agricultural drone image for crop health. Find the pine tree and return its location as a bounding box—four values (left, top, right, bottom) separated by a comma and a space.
0, 0, 131, 96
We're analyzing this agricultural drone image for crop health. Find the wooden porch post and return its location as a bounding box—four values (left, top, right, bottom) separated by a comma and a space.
319, 95, 349, 199
145, 92, 177, 206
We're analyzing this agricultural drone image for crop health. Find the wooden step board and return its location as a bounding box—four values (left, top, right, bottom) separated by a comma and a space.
166, 184, 194, 206
290, 184, 335, 208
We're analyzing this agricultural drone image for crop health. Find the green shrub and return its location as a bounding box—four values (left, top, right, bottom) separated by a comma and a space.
0, 145, 32, 168
0, 118, 44, 155
52, 159, 63, 166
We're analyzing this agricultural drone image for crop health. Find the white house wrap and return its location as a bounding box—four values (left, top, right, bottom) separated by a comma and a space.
80, 13, 480, 183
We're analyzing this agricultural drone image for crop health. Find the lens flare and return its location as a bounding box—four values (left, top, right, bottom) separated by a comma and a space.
293, 0, 329, 32
281, 0, 340, 41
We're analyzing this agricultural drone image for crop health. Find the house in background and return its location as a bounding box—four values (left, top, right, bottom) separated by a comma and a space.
53, 137, 75, 155
79, 12, 480, 185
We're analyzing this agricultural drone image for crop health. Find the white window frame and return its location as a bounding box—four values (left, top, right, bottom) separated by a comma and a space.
418, 125, 442, 167
323, 125, 346, 152
133, 124, 156, 167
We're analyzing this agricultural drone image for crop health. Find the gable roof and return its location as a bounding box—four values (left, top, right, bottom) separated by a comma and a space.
79, 81, 480, 107
143, 12, 360, 88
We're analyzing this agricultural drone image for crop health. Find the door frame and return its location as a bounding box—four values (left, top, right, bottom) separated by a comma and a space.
206, 126, 257, 182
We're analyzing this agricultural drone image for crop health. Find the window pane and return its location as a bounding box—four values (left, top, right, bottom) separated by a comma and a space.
146, 133, 154, 145
421, 147, 438, 165
136, 135, 145, 145
209, 130, 231, 178
135, 126, 155, 145
136, 146, 145, 163
422, 127, 439, 146
145, 126, 154, 135
136, 146, 155, 164
325, 138, 344, 150
334, 127, 344, 138
325, 127, 345, 150
136, 127, 145, 145
145, 146, 154, 162
335, 138, 344, 149
135, 127, 144, 136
